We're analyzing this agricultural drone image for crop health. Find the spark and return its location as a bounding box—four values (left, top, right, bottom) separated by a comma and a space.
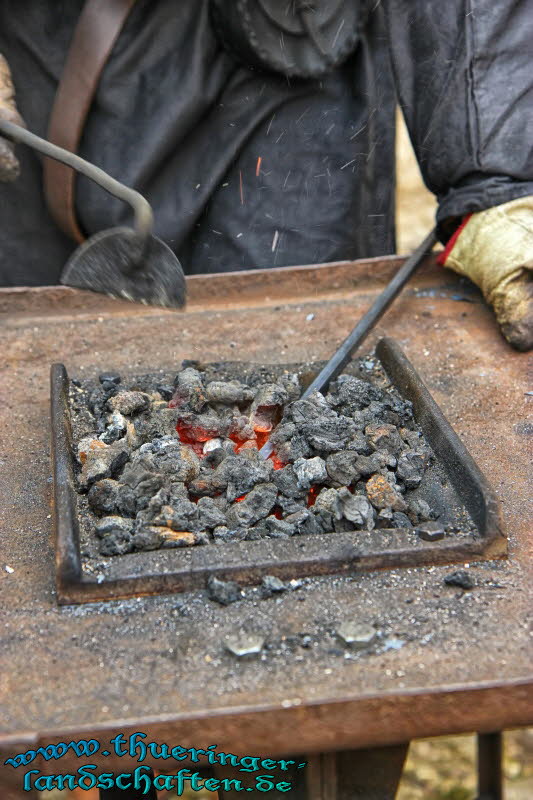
272, 230, 279, 252
266, 114, 276, 136
350, 124, 367, 140
256, 156, 262, 176
332, 18, 345, 48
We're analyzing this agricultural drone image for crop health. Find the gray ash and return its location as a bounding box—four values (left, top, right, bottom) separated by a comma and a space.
69, 360, 473, 558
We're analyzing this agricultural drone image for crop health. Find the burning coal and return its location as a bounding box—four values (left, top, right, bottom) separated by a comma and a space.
70, 362, 442, 557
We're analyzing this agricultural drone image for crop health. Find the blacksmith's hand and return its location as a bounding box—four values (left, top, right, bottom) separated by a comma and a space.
441, 197, 533, 351
0, 53, 25, 181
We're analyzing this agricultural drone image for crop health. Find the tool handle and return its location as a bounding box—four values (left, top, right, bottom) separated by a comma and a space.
259, 228, 437, 460
0, 118, 153, 243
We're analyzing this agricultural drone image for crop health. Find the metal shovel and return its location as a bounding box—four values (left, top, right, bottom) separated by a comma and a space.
0, 118, 186, 309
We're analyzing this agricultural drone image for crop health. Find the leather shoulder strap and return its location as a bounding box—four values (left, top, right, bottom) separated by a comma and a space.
44, 0, 136, 243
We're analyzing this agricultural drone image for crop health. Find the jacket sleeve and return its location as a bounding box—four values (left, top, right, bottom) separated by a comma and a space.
383, 0, 533, 238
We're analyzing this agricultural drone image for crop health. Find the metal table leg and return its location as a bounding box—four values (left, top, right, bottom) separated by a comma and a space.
216, 744, 409, 800
477, 732, 503, 800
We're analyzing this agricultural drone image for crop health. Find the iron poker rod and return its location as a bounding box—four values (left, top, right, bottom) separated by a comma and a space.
259, 228, 438, 460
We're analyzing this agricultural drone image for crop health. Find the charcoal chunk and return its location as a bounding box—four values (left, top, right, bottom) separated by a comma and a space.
213, 454, 272, 501
99, 372, 121, 386
226, 482, 278, 527
288, 393, 333, 424
365, 423, 403, 456
272, 464, 306, 498
95, 516, 133, 538
119, 463, 165, 505
133, 408, 179, 442
213, 526, 247, 544
269, 422, 297, 447
95, 517, 134, 556
160, 529, 209, 548
391, 511, 413, 529
99, 530, 134, 556
355, 452, 394, 476
366, 474, 407, 511
277, 495, 306, 515
279, 373, 301, 401
132, 526, 163, 551
375, 508, 394, 528
88, 479, 120, 515
115, 483, 138, 516
155, 383, 174, 401
262, 575, 287, 596
151, 444, 200, 482
151, 499, 199, 531
99, 411, 127, 444
396, 451, 425, 489
264, 516, 296, 538
285, 509, 324, 535
444, 570, 474, 589
207, 575, 242, 605
107, 391, 150, 416
313, 487, 343, 520
337, 488, 375, 529
80, 440, 130, 489
251, 383, 288, 410
197, 496, 228, 530
407, 497, 435, 523
326, 451, 360, 485
293, 456, 327, 489
302, 416, 355, 454
170, 368, 206, 412
347, 432, 373, 455
206, 380, 252, 405
330, 375, 383, 410
275, 434, 312, 463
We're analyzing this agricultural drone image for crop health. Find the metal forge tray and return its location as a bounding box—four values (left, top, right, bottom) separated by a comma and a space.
50, 337, 506, 604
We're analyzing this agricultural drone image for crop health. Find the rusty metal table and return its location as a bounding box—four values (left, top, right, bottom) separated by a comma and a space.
0, 255, 531, 797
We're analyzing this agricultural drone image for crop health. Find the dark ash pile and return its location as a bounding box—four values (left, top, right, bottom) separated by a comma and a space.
70, 362, 446, 557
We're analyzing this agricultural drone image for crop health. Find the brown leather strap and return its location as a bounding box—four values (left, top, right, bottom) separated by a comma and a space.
44, 0, 136, 243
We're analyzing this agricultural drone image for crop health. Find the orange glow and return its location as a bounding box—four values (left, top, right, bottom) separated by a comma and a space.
175, 421, 214, 456
307, 486, 320, 507
235, 494, 247, 503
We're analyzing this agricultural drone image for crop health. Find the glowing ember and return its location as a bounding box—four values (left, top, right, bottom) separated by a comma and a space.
307, 486, 320, 507
175, 422, 215, 456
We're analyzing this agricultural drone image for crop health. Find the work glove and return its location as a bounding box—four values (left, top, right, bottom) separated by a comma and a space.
440, 196, 533, 351
0, 53, 24, 181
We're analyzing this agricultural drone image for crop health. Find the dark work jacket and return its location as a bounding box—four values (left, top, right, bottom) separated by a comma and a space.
0, 0, 531, 286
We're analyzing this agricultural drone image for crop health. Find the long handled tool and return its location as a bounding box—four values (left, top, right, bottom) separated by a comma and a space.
0, 118, 186, 308
259, 228, 438, 458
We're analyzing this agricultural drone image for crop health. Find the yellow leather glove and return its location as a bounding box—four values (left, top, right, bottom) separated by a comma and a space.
0, 53, 24, 181
442, 196, 533, 351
